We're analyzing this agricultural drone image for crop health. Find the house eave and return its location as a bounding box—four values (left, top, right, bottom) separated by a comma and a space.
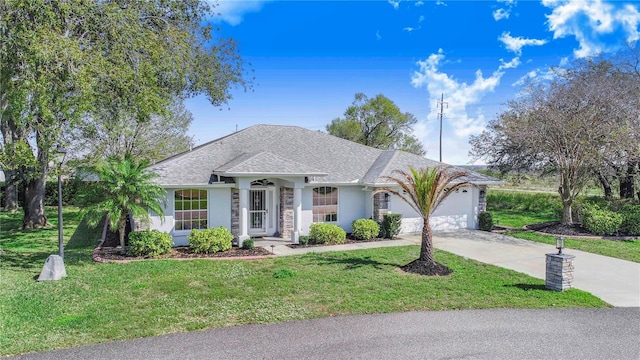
215, 171, 329, 177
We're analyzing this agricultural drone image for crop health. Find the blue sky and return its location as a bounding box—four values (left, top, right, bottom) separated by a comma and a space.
186, 0, 640, 164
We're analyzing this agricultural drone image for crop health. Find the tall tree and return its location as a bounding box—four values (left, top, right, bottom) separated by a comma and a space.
375, 167, 468, 275
470, 60, 624, 224
80, 156, 165, 254
66, 98, 195, 165
327, 93, 426, 156
0, 1, 248, 228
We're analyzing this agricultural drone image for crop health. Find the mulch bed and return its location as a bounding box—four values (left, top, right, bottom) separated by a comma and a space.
525, 221, 594, 237
401, 259, 453, 276
94, 226, 271, 261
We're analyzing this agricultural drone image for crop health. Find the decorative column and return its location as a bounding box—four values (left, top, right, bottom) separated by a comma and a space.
291, 186, 302, 244
545, 253, 576, 291
238, 188, 249, 247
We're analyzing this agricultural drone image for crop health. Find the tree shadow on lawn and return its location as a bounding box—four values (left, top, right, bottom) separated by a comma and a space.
308, 253, 401, 270
504, 283, 548, 291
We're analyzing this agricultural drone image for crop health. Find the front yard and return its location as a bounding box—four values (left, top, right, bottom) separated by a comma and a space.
0, 208, 608, 356
488, 190, 640, 263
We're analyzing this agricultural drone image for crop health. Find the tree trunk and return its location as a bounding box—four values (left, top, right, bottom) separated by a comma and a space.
597, 172, 612, 200
558, 183, 573, 225
419, 219, 435, 264
118, 215, 127, 255
3, 168, 19, 212
22, 176, 49, 229
619, 161, 637, 199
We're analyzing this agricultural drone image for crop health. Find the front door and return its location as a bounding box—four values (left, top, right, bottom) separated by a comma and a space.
249, 189, 267, 234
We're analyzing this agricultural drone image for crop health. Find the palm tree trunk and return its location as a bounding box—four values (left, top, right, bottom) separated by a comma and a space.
118, 216, 127, 255
419, 219, 435, 264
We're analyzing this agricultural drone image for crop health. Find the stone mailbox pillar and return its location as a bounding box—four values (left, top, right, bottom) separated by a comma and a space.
545, 253, 575, 291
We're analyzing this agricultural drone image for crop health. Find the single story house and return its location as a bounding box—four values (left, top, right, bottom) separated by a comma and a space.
143, 125, 501, 246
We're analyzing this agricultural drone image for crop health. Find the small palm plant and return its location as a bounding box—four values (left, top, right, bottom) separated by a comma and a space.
376, 166, 468, 275
80, 156, 165, 254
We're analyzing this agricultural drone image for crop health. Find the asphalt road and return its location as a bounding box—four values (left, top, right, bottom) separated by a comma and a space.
10, 308, 640, 360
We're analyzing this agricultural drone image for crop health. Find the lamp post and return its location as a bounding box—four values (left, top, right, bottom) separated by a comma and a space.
556, 236, 565, 255
54, 145, 67, 259
37, 145, 67, 281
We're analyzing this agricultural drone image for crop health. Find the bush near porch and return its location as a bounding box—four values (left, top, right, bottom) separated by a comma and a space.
308, 223, 346, 244
188, 227, 233, 253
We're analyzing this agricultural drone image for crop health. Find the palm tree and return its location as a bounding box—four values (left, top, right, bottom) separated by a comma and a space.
81, 156, 165, 254
376, 166, 468, 275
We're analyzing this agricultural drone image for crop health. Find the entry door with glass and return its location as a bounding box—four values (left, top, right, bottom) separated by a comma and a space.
249, 189, 267, 234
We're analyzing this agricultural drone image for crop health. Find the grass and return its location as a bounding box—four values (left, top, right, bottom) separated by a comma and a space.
0, 208, 608, 356
487, 190, 640, 263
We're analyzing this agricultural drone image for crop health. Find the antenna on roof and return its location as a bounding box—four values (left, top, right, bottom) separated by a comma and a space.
235, 124, 238, 132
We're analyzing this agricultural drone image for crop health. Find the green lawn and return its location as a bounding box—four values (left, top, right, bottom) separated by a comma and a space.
487, 190, 640, 263
0, 208, 608, 356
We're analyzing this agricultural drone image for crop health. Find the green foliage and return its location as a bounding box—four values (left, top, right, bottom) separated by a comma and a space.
242, 238, 255, 250
620, 204, 640, 235
488, 191, 562, 212
128, 230, 172, 257
581, 204, 623, 236
78, 156, 166, 251
188, 227, 233, 254
351, 219, 380, 240
298, 235, 309, 245
327, 93, 425, 156
308, 223, 346, 244
379, 213, 402, 239
273, 268, 297, 279
478, 211, 493, 231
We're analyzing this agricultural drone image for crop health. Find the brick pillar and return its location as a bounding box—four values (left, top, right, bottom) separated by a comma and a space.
545, 253, 576, 291
231, 189, 239, 241
279, 187, 294, 239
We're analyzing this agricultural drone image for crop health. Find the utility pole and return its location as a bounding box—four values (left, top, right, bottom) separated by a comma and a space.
437, 93, 448, 162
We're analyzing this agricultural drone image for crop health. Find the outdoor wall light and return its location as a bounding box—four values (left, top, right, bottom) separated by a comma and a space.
556, 236, 565, 255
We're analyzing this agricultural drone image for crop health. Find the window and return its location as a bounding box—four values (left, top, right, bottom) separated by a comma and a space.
312, 186, 338, 222
174, 189, 207, 231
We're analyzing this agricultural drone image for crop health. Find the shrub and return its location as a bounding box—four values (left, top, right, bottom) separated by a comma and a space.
379, 213, 402, 239
478, 211, 493, 231
619, 203, 640, 235
188, 226, 233, 253
242, 238, 255, 250
273, 268, 297, 279
581, 204, 623, 236
127, 230, 172, 257
308, 223, 346, 244
351, 219, 380, 240
298, 235, 309, 245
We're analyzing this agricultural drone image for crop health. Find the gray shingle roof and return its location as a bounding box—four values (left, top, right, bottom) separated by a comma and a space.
149, 125, 501, 186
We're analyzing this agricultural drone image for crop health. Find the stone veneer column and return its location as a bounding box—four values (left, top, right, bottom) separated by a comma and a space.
478, 186, 487, 213
545, 253, 576, 291
279, 187, 294, 240
231, 189, 239, 241
373, 192, 389, 221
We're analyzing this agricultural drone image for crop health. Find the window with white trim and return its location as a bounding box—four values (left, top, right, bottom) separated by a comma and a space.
312, 186, 338, 222
174, 189, 207, 230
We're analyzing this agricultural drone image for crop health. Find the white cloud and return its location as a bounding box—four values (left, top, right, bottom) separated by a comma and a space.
388, 0, 400, 10
499, 32, 547, 55
513, 67, 558, 86
436, 0, 447, 6
404, 26, 421, 32
543, 0, 640, 58
493, 0, 516, 21
211, 0, 272, 26
499, 57, 521, 70
493, 8, 510, 21
411, 50, 505, 163
376, 30, 382, 40
415, 1, 424, 6
418, 15, 425, 22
